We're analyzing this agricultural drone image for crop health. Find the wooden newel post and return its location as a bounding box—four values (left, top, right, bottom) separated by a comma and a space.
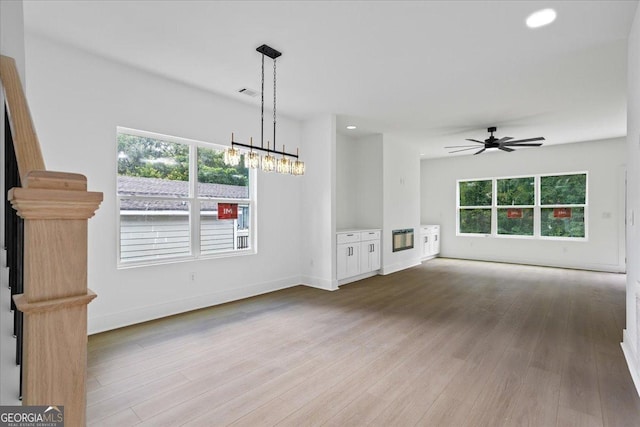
9, 170, 103, 427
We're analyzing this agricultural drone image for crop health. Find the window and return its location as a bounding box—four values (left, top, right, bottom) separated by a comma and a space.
497, 177, 534, 236
457, 172, 587, 240
117, 128, 254, 265
540, 173, 586, 238
458, 180, 492, 234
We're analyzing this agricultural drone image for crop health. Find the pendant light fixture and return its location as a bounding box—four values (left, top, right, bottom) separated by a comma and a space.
224, 44, 305, 175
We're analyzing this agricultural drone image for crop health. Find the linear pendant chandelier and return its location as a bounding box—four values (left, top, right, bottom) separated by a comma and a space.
224, 44, 305, 175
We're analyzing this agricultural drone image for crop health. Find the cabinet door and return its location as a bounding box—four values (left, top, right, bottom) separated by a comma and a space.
432, 231, 440, 255
360, 242, 372, 273
346, 244, 360, 277
338, 244, 360, 279
369, 240, 381, 271
360, 240, 381, 273
422, 234, 430, 258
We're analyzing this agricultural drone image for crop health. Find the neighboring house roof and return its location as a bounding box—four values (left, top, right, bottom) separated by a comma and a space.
118, 176, 248, 211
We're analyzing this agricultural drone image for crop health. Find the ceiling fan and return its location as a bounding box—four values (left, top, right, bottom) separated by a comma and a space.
446, 126, 545, 155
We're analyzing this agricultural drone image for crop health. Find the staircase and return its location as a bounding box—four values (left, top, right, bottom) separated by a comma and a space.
1, 54, 103, 425
0, 248, 20, 405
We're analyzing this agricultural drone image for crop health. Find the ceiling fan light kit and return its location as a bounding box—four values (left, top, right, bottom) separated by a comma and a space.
445, 126, 545, 155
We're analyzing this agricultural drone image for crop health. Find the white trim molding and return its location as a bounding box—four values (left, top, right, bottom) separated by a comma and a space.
622, 329, 640, 398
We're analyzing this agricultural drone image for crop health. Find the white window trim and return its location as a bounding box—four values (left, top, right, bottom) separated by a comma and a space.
456, 171, 588, 240
116, 127, 257, 268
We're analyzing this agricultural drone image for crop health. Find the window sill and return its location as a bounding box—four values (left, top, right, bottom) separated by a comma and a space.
117, 248, 257, 269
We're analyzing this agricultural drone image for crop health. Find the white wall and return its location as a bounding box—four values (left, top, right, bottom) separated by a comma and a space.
0, 0, 27, 249
354, 134, 383, 230
336, 133, 383, 230
0, 0, 26, 85
0, 0, 25, 407
300, 115, 336, 290
382, 135, 421, 274
24, 34, 305, 333
623, 2, 640, 397
421, 138, 626, 273
336, 133, 358, 230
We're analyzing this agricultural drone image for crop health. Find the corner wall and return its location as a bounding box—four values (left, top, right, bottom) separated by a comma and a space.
623, 1, 640, 397
382, 136, 421, 274
300, 115, 337, 290
421, 138, 626, 273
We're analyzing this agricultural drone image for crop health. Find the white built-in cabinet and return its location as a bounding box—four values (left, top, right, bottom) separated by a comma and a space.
420, 225, 440, 260
337, 229, 381, 283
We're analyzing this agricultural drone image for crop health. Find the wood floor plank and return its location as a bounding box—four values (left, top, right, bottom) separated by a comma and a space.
87, 408, 141, 427
464, 347, 531, 427
84, 258, 640, 427
504, 366, 561, 426
595, 349, 640, 427
556, 405, 604, 427
417, 394, 474, 427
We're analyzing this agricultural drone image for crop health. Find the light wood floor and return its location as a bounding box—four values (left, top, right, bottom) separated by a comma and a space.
86, 258, 640, 426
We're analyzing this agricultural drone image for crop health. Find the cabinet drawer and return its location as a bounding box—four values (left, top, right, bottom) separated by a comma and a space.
360, 230, 381, 241
421, 225, 440, 233
337, 232, 361, 244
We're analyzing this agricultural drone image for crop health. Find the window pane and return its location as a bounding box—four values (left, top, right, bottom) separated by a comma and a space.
497, 208, 534, 236
459, 209, 491, 234
120, 199, 191, 262
459, 180, 492, 207
117, 133, 189, 197
200, 201, 250, 254
540, 174, 586, 205
541, 207, 585, 238
197, 147, 249, 199
497, 177, 534, 206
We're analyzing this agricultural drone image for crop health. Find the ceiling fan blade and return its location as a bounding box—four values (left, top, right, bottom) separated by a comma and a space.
495, 137, 513, 144
449, 147, 480, 153
473, 148, 486, 155
503, 142, 543, 147
465, 139, 486, 144
505, 137, 545, 144
499, 146, 515, 152
444, 144, 480, 148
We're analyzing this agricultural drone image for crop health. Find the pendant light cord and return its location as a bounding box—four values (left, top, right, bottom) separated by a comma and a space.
273, 57, 277, 150
261, 53, 265, 150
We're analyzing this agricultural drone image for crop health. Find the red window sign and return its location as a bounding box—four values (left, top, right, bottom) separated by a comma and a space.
553, 208, 572, 218
218, 203, 238, 220
507, 208, 523, 219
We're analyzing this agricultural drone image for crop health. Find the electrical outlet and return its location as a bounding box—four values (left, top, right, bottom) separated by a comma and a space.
190, 272, 196, 282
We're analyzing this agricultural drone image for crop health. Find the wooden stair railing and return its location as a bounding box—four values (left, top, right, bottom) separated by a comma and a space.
1, 54, 102, 426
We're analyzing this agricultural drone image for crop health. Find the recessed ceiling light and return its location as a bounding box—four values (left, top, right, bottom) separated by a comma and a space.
526, 8, 556, 28
346, 125, 357, 130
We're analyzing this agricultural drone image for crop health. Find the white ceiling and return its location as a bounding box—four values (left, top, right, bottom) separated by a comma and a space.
23, 0, 638, 158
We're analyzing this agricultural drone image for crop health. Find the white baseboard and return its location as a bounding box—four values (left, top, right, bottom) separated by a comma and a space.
89, 276, 301, 334
622, 329, 640, 398
337, 271, 378, 287
1, 267, 8, 289
300, 275, 338, 291
443, 254, 625, 274
380, 258, 421, 276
